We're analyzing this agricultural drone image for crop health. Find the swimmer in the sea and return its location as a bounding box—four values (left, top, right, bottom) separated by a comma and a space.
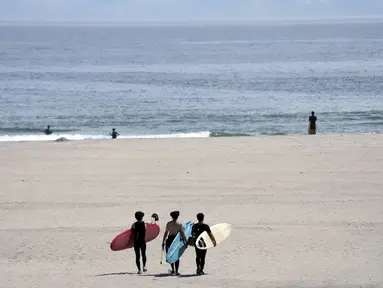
308, 111, 317, 135
110, 128, 119, 139
44, 125, 52, 135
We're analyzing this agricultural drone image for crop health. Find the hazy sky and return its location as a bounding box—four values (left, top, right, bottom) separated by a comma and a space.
1, 0, 383, 22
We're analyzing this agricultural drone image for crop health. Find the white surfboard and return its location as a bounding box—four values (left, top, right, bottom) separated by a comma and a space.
195, 223, 232, 250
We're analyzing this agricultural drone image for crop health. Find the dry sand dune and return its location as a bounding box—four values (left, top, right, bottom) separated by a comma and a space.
1, 134, 383, 288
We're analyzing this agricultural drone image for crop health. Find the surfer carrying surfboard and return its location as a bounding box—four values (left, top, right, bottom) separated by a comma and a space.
131, 211, 147, 274
161, 211, 187, 275
191, 213, 216, 275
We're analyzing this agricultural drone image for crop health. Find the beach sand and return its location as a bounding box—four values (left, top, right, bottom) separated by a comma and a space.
1, 134, 383, 288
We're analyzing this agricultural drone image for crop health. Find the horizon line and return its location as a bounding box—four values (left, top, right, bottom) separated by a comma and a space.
1, 14, 383, 26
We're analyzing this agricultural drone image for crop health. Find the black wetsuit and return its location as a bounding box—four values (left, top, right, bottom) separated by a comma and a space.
111, 131, 118, 139
132, 220, 146, 270
191, 223, 211, 273
309, 115, 317, 130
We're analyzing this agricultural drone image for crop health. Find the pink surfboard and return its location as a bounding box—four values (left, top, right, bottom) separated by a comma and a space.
110, 223, 160, 251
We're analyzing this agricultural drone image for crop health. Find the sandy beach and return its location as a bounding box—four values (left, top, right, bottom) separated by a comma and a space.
1, 134, 383, 288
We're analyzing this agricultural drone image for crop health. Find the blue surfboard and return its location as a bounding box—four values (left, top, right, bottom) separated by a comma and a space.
166, 221, 193, 264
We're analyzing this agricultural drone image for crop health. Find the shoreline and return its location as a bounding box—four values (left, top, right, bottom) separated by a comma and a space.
0, 131, 382, 145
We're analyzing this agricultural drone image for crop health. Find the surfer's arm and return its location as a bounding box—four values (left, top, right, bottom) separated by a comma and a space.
208, 232, 217, 247
161, 224, 169, 249
206, 225, 216, 246
180, 227, 187, 243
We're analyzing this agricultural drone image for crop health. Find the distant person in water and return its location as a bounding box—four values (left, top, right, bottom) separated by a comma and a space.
44, 125, 52, 135
308, 111, 317, 135
191, 213, 216, 275
162, 211, 187, 275
110, 128, 119, 139
131, 211, 147, 274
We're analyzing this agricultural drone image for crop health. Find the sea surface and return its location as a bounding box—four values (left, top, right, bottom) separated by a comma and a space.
1, 20, 383, 141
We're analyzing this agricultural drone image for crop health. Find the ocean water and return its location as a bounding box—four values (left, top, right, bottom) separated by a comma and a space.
1, 20, 383, 141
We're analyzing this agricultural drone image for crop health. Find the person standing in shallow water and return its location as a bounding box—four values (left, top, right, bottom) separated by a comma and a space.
308, 111, 317, 135
191, 213, 216, 275
110, 128, 119, 139
161, 211, 187, 275
131, 211, 147, 274
44, 125, 52, 135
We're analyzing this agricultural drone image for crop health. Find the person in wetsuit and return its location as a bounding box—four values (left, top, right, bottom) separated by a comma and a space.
131, 211, 147, 274
110, 128, 119, 139
191, 213, 216, 275
161, 211, 187, 275
44, 125, 52, 135
308, 111, 317, 135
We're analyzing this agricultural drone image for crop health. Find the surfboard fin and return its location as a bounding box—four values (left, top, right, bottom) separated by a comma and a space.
151, 213, 159, 222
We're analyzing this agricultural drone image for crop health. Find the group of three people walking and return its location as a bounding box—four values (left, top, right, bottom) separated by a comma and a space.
131, 210, 216, 275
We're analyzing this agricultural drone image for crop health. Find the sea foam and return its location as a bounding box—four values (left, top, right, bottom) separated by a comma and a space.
0, 131, 211, 142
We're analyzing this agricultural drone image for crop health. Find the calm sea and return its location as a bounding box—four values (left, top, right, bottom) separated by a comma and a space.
1, 20, 383, 141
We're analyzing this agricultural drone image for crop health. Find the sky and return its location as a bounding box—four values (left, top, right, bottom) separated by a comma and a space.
0, 0, 383, 22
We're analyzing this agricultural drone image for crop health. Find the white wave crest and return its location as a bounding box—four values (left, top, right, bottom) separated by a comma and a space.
0, 131, 211, 142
